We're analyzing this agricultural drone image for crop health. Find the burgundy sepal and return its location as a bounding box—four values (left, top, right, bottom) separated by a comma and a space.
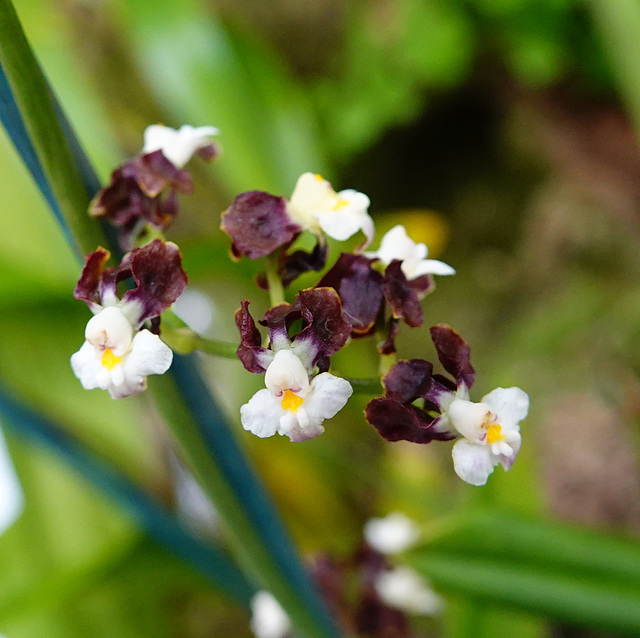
220, 191, 301, 259
382, 260, 423, 328
121, 240, 188, 324
430, 324, 475, 390
318, 253, 384, 336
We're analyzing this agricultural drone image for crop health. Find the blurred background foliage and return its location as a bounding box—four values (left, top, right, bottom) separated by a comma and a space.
2, 0, 640, 636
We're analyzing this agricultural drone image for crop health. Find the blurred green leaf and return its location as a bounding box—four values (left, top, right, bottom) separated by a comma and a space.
410, 508, 640, 634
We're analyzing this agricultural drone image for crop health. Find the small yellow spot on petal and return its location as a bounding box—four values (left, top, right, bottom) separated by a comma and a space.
101, 348, 123, 370
314, 173, 325, 182
332, 198, 349, 211
486, 424, 505, 444
281, 389, 304, 412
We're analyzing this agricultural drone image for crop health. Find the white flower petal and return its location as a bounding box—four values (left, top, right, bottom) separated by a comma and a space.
70, 341, 104, 390
0, 427, 23, 535
250, 591, 291, 638
367, 224, 454, 280
482, 387, 529, 430
143, 124, 219, 168
304, 373, 353, 420
315, 210, 363, 241
364, 512, 420, 554
452, 439, 497, 486
286, 420, 325, 443
287, 172, 336, 230
124, 330, 173, 378
410, 258, 456, 278
375, 567, 443, 615
241, 389, 281, 438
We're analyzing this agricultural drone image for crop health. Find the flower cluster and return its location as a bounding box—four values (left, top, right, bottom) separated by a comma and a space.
71, 121, 528, 486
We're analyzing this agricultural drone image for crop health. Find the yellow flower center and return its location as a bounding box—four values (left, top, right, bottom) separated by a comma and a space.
101, 348, 123, 370
486, 424, 505, 444
281, 389, 304, 412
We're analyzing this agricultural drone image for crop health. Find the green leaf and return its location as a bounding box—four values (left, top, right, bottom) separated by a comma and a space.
409, 508, 640, 634
0, 0, 104, 258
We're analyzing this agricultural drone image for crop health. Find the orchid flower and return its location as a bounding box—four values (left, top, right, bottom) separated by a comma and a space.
363, 512, 420, 555
287, 172, 374, 249
366, 224, 455, 280
237, 288, 353, 442
448, 387, 529, 486
71, 241, 187, 399
143, 124, 219, 169
365, 325, 529, 485
375, 566, 443, 616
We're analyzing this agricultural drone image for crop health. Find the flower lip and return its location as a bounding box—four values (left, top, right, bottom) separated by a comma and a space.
85, 306, 134, 357
264, 349, 310, 397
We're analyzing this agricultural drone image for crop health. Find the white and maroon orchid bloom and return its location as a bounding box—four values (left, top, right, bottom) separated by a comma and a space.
70, 241, 187, 399
220, 173, 374, 268
287, 172, 374, 249
250, 591, 291, 638
236, 288, 353, 442
448, 387, 529, 486
143, 124, 219, 169
365, 324, 529, 485
366, 224, 455, 280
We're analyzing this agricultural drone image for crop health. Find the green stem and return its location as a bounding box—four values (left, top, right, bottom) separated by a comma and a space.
264, 253, 286, 306
0, 0, 104, 257
343, 376, 383, 395
162, 326, 238, 359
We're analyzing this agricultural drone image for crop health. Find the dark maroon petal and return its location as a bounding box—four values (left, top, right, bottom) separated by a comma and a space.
280, 241, 329, 288
294, 288, 351, 362
410, 274, 435, 296
220, 191, 301, 259
378, 318, 399, 355
195, 144, 218, 162
121, 240, 188, 323
382, 359, 433, 403
74, 247, 110, 306
318, 253, 384, 335
235, 300, 271, 373
430, 324, 475, 390
365, 398, 439, 444
132, 151, 193, 197
382, 260, 423, 328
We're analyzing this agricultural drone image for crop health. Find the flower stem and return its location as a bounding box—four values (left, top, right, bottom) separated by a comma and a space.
264, 253, 285, 307
343, 376, 383, 395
